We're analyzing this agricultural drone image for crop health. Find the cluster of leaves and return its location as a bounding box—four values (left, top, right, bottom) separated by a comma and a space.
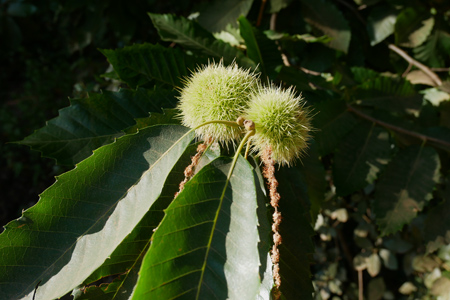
1, 0, 450, 299
0, 0, 197, 228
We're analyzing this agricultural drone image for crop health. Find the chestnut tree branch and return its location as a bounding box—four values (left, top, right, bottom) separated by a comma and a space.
347, 104, 450, 149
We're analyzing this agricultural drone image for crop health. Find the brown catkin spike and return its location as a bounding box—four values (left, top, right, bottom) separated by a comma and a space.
174, 142, 208, 198
262, 147, 282, 298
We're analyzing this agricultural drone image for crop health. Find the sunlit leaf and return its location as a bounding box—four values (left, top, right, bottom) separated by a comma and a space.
406, 70, 436, 86
197, 0, 254, 33
82, 142, 204, 285
414, 30, 450, 68
0, 125, 194, 300
132, 156, 262, 300
367, 253, 381, 277
395, 7, 434, 48
74, 142, 214, 299
269, 0, 293, 13
353, 70, 423, 114
379, 249, 398, 270
373, 145, 440, 236
299, 0, 351, 53
333, 121, 391, 196
149, 13, 255, 68
366, 4, 397, 46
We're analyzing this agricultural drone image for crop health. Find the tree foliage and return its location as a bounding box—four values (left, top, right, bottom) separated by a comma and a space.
1, 0, 450, 299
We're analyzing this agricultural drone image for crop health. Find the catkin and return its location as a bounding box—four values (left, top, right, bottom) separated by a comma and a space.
175, 142, 208, 197
262, 147, 282, 297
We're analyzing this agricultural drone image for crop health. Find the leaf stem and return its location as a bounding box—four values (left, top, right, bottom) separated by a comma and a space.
227, 129, 256, 180
244, 139, 252, 159
193, 120, 241, 130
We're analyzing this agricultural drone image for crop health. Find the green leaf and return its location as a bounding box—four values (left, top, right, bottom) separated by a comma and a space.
7, 2, 37, 17
246, 156, 272, 279
420, 127, 450, 153
132, 156, 262, 299
373, 145, 440, 236
414, 30, 450, 68
81, 142, 202, 286
424, 184, 450, 253
353, 70, 423, 114
351, 66, 381, 84
277, 66, 314, 91
124, 108, 180, 134
73, 253, 143, 300
299, 141, 326, 222
333, 121, 391, 196
368, 278, 386, 300
299, 0, 351, 53
0, 125, 194, 300
149, 13, 255, 69
366, 5, 397, 46
395, 7, 434, 48
264, 30, 332, 44
269, 0, 293, 13
312, 99, 359, 156
257, 254, 275, 299
276, 166, 315, 299
238, 16, 282, 80
17, 88, 177, 165
197, 0, 254, 33
74, 142, 210, 299
101, 43, 199, 89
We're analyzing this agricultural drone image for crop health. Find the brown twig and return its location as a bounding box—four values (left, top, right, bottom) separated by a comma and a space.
256, 0, 267, 27
270, 13, 277, 31
347, 104, 450, 149
388, 44, 442, 86
431, 68, 450, 72
358, 269, 363, 300
269, 12, 291, 69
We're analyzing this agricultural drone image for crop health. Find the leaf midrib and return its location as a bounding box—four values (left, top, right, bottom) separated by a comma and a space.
195, 173, 230, 299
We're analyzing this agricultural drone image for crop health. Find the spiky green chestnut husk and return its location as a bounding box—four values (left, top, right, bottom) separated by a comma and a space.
178, 62, 258, 143
245, 85, 312, 166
